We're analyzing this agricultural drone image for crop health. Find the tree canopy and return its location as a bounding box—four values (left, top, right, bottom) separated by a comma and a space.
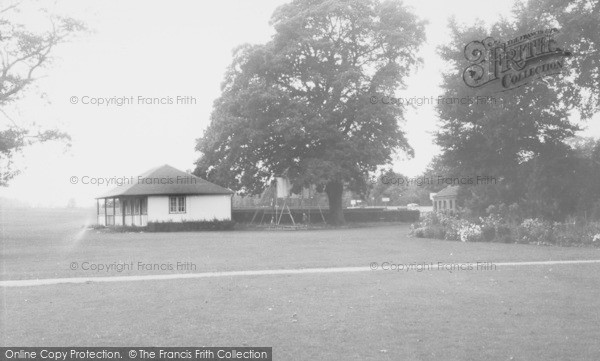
195, 0, 426, 223
435, 0, 600, 219
0, 1, 85, 185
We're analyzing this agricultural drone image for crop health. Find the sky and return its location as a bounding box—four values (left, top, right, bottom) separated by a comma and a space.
1, 0, 598, 207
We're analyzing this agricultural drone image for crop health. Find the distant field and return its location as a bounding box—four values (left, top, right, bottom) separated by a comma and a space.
1, 207, 600, 360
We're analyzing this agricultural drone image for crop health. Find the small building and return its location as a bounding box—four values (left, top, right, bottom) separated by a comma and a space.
96, 164, 233, 227
431, 185, 459, 212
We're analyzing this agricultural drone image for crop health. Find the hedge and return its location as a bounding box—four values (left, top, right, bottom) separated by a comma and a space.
102, 220, 235, 232
146, 220, 235, 232
232, 208, 419, 224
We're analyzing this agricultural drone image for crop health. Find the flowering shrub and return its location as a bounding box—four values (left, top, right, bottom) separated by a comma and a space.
410, 209, 599, 247
442, 218, 465, 241
419, 211, 441, 228
552, 222, 600, 246
458, 223, 483, 242
478, 213, 506, 242
480, 213, 504, 229
411, 212, 477, 242
443, 222, 460, 241
518, 218, 552, 245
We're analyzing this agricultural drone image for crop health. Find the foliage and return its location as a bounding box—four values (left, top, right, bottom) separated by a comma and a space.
411, 209, 600, 247
0, 2, 85, 185
96, 220, 237, 232
194, 0, 426, 224
517, 218, 552, 245
458, 223, 483, 243
367, 168, 436, 206
433, 0, 600, 220
550, 221, 600, 247
146, 220, 235, 232
343, 208, 419, 223
525, 0, 600, 118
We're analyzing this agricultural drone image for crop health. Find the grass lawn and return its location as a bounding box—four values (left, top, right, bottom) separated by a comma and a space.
1, 207, 600, 360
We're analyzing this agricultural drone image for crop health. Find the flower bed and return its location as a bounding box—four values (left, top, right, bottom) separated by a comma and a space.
410, 208, 600, 247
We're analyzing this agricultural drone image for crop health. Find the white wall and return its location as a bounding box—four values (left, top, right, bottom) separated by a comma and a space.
147, 195, 231, 222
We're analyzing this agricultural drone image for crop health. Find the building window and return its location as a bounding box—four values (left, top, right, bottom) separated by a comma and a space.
169, 196, 186, 213
178, 196, 186, 213
134, 198, 140, 215
449, 199, 453, 210
125, 200, 131, 215
443, 200, 447, 209
170, 197, 176, 213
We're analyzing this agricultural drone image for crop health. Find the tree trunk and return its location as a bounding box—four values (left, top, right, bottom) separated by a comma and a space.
325, 180, 345, 225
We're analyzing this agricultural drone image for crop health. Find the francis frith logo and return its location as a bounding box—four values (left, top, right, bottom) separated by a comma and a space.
463, 28, 571, 91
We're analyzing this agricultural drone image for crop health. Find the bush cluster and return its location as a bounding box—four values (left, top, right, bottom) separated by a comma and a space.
411, 204, 600, 247
146, 219, 235, 232
99, 219, 236, 232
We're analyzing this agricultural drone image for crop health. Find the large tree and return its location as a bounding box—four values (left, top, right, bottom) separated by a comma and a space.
194, 0, 426, 224
0, 1, 85, 185
434, 0, 599, 219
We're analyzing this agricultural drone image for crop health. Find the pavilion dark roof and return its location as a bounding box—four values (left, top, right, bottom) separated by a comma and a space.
97, 164, 233, 199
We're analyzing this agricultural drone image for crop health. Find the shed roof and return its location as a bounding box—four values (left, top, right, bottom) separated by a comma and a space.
97, 164, 233, 199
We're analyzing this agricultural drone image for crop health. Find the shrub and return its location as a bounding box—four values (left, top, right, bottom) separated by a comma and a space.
412, 226, 425, 238
551, 221, 600, 246
444, 226, 460, 241
433, 225, 447, 239
458, 223, 483, 242
146, 219, 235, 232
444, 217, 467, 241
481, 225, 496, 242
497, 234, 515, 243
412, 210, 598, 247
518, 218, 551, 245
410, 224, 446, 240
419, 211, 441, 227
